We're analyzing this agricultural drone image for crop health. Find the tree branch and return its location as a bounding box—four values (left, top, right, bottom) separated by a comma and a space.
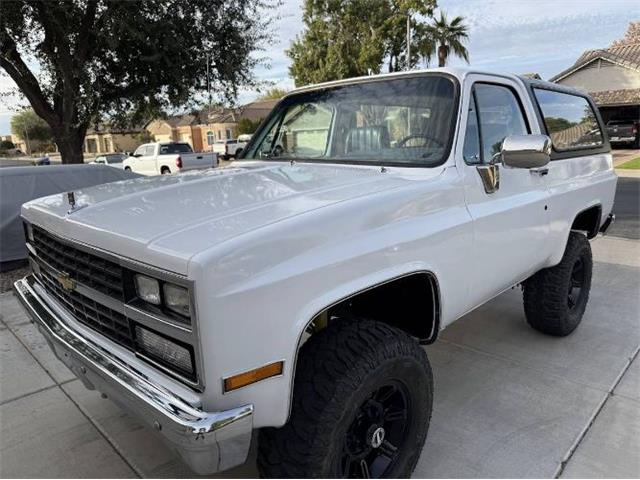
0, 29, 59, 127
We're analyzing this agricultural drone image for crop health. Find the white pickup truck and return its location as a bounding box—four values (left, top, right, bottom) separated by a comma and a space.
211, 138, 247, 160
122, 141, 217, 175
14, 68, 616, 478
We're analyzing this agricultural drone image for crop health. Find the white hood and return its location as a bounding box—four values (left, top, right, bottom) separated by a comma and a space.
23, 162, 435, 274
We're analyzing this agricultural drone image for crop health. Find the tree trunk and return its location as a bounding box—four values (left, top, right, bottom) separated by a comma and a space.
438, 44, 448, 67
54, 129, 86, 164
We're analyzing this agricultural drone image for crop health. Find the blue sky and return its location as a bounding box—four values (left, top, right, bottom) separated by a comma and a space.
0, 0, 634, 135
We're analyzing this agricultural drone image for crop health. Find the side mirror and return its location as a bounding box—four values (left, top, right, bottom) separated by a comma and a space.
501, 134, 551, 168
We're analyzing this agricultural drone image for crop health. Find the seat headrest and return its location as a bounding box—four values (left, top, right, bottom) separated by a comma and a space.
345, 125, 390, 153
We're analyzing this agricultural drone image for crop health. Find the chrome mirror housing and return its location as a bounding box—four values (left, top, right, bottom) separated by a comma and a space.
501, 134, 552, 169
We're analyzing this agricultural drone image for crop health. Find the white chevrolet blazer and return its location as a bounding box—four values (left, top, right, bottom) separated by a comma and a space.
14, 68, 616, 478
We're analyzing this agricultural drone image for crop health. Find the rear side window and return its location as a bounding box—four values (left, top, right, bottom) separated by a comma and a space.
159, 143, 193, 154
534, 89, 603, 151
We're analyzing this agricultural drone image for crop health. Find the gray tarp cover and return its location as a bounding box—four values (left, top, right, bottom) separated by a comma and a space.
0, 164, 139, 262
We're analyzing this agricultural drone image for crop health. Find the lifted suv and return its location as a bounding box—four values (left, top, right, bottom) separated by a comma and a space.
15, 68, 616, 478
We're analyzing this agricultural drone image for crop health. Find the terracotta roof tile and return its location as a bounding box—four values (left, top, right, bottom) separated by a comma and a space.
589, 88, 640, 106
550, 43, 640, 81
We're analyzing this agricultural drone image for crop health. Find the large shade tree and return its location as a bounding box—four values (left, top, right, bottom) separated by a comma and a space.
0, 0, 273, 163
288, 0, 437, 86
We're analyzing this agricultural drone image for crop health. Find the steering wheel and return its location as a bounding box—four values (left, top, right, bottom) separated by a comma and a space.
396, 134, 444, 149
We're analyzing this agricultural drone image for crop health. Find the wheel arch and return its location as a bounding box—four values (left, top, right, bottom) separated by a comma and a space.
571, 204, 602, 239
286, 270, 440, 420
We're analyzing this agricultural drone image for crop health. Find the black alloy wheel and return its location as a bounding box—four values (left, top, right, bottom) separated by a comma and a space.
338, 381, 411, 478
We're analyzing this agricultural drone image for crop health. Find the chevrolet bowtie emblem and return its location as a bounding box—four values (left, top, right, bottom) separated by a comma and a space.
56, 272, 76, 292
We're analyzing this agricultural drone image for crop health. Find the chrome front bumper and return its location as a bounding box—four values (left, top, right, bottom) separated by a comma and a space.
13, 275, 253, 475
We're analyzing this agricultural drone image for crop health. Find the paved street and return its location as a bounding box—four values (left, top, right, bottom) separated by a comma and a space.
1, 231, 638, 478
609, 176, 640, 240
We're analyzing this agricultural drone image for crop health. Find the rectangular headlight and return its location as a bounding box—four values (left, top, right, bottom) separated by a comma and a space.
163, 283, 190, 317
134, 274, 161, 305
135, 325, 193, 375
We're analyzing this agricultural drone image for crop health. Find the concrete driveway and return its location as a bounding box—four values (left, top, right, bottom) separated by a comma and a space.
1, 232, 638, 478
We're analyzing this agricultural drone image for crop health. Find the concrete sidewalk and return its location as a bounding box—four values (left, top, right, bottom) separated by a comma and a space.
1, 235, 639, 478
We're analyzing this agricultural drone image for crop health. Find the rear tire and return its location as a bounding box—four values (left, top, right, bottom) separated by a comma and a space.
523, 232, 592, 336
160, 166, 170, 175
258, 319, 433, 478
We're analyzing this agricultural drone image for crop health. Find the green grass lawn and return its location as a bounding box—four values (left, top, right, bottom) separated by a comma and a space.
617, 157, 640, 170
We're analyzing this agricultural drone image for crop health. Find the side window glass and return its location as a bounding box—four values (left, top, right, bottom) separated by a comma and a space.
475, 84, 528, 163
463, 95, 481, 164
145, 145, 155, 156
133, 146, 144, 156
534, 89, 604, 150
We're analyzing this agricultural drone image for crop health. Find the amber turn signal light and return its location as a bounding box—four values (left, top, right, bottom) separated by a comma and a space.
224, 361, 284, 392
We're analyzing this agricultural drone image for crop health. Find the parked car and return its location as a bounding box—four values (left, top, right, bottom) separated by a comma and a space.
605, 119, 639, 148
14, 68, 616, 478
211, 138, 247, 160
122, 142, 217, 175
91, 153, 128, 168
31, 155, 50, 166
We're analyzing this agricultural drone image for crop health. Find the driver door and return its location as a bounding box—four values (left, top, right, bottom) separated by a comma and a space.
459, 75, 551, 308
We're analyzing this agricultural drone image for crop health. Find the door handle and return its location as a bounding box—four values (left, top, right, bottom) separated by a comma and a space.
530, 167, 549, 176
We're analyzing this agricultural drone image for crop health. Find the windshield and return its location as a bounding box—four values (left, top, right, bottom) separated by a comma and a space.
244, 75, 457, 167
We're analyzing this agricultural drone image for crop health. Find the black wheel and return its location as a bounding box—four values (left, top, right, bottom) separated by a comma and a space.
523, 232, 592, 336
124, 166, 131, 171
161, 166, 170, 175
258, 319, 433, 478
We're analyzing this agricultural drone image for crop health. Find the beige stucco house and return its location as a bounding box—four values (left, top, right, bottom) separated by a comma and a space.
550, 43, 640, 124
198, 99, 279, 150
145, 115, 204, 151
83, 125, 142, 155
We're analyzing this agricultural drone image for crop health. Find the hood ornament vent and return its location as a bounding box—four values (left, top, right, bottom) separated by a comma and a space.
66, 191, 86, 214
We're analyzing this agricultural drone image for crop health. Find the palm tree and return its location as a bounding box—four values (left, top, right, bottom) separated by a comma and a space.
427, 11, 469, 68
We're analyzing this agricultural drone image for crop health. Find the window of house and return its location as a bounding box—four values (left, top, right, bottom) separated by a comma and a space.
217, 131, 222, 140
206, 131, 214, 145
474, 84, 528, 163
534, 89, 603, 151
86, 138, 98, 153
226, 129, 232, 139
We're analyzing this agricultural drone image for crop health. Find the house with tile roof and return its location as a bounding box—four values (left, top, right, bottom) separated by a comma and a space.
549, 43, 640, 126
144, 99, 279, 152
198, 99, 279, 151
145, 114, 204, 152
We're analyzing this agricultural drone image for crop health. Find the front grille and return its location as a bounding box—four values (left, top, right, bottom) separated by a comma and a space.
32, 227, 124, 300
39, 267, 135, 349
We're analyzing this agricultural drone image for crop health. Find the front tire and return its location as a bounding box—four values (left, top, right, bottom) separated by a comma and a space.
523, 232, 592, 336
258, 319, 433, 478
